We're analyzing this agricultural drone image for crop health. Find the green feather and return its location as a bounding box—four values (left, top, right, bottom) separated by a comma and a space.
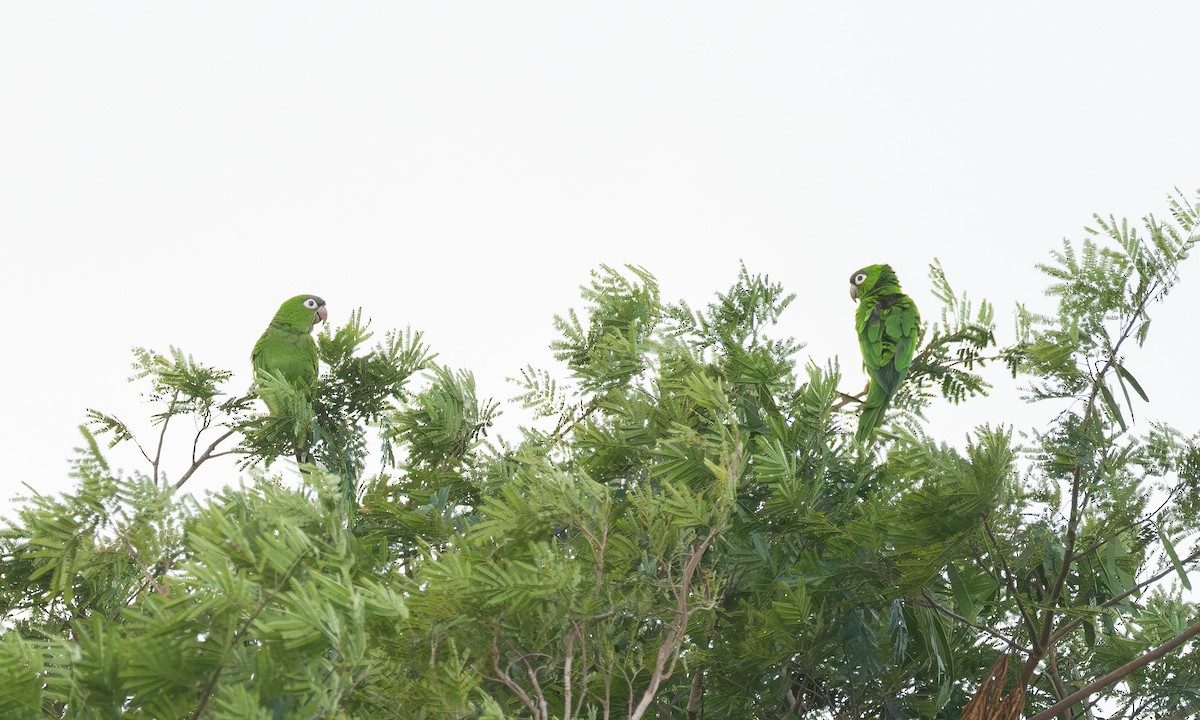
850, 265, 919, 443
252, 294, 327, 416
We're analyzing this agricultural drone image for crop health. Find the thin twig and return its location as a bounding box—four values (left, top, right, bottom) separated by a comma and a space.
1045, 646, 1073, 720
490, 625, 539, 718
189, 548, 313, 720
573, 622, 589, 720
1027, 462, 1082, 682
983, 516, 1040, 649
1050, 548, 1200, 646
523, 656, 549, 720
152, 392, 178, 487
629, 525, 720, 720
918, 590, 1027, 653
1029, 617, 1200, 720
173, 427, 238, 490
563, 631, 575, 720
832, 391, 864, 410
555, 403, 599, 442
1070, 482, 1184, 567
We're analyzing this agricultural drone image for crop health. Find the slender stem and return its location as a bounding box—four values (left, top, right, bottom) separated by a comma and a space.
1050, 549, 1200, 646
1070, 482, 1184, 569
832, 391, 864, 410
629, 526, 719, 720
173, 427, 238, 490
573, 622, 588, 720
152, 392, 178, 487
1045, 646, 1073, 720
523, 655, 549, 720
918, 591, 1027, 653
189, 548, 312, 720
555, 403, 599, 441
983, 517, 1040, 650
563, 631, 575, 720
490, 626, 539, 718
1027, 463, 1081, 680
1029, 618, 1200, 720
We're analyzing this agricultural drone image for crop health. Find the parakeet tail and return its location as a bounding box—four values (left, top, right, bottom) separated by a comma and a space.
857, 404, 887, 443
856, 383, 892, 443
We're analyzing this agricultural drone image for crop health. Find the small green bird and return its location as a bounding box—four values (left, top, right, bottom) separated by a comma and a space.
251, 294, 328, 416
850, 265, 919, 443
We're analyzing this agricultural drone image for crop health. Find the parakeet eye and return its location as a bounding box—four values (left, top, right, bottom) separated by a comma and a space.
304, 298, 319, 310
853, 273, 867, 285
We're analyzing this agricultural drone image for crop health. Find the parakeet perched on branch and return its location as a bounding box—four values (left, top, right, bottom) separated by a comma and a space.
252, 294, 328, 416
850, 265, 919, 443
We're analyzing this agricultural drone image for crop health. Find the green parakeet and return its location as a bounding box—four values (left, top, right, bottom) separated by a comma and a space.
251, 294, 328, 416
850, 264, 919, 443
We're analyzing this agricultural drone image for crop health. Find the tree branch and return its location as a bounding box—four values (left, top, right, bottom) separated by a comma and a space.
173, 427, 239, 491
1045, 646, 1073, 720
1025, 462, 1081, 683
983, 516, 1040, 650
918, 590, 1028, 653
1050, 549, 1200, 646
189, 547, 312, 720
1030, 617, 1200, 720
152, 397, 175, 487
555, 403, 599, 442
490, 625, 539, 718
629, 526, 719, 720
563, 630, 574, 720
523, 655, 550, 720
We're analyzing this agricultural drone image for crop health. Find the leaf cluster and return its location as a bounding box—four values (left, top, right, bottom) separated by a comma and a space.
6, 190, 1200, 719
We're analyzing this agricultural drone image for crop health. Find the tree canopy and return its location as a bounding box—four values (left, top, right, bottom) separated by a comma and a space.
3, 190, 1200, 719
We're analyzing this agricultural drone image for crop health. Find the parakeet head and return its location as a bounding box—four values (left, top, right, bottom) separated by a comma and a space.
849, 264, 900, 302
273, 294, 328, 330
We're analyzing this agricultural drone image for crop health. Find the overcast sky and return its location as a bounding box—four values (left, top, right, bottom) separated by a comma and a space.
3, 3, 1200, 511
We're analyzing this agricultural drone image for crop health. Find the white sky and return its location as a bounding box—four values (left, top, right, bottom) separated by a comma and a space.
4, 3, 1200, 511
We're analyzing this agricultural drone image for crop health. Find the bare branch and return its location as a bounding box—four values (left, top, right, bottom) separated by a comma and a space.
490, 625, 539, 718
1050, 549, 1200, 646
629, 525, 719, 720
173, 427, 239, 491
564, 631, 575, 720
1025, 463, 1082, 683
919, 590, 1028, 654
554, 403, 599, 442
983, 516, 1041, 650
1045, 647, 1073, 720
523, 655, 549, 720
152, 391, 179, 487
1030, 617, 1200, 720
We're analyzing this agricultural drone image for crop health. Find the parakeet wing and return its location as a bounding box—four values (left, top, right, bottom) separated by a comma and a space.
856, 293, 919, 442
857, 294, 919, 394
252, 294, 326, 406
252, 326, 319, 399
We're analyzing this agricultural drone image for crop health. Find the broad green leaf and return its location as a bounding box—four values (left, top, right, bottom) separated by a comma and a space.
1113, 361, 1150, 402
1158, 528, 1192, 590
1098, 379, 1127, 431
947, 564, 977, 623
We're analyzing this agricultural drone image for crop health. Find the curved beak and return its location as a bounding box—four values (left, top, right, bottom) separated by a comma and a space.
315, 305, 329, 324
849, 285, 858, 302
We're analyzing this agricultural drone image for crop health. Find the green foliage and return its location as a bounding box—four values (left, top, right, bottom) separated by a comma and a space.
246, 310, 436, 481
551, 263, 661, 399
906, 260, 997, 407
3, 465, 410, 719
4, 190, 1200, 718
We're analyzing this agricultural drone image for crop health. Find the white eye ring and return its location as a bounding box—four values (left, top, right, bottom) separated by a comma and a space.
304, 298, 318, 310
854, 273, 867, 285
